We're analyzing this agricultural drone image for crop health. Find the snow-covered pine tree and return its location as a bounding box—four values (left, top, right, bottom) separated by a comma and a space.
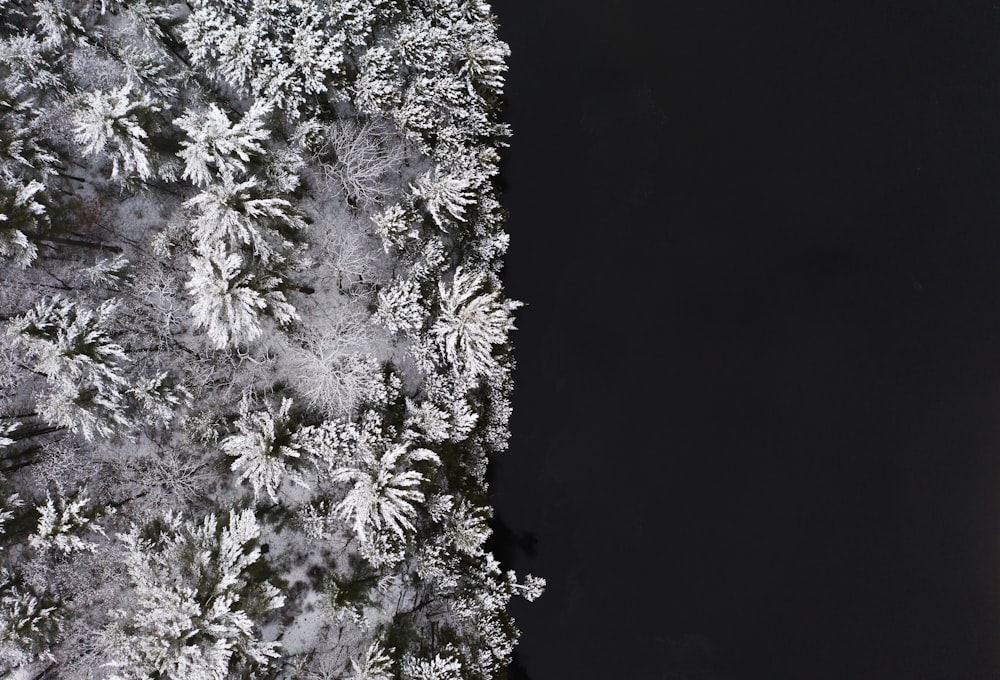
0, 492, 23, 538
0, 176, 46, 268
0, 33, 61, 98
411, 166, 475, 229
8, 296, 133, 440
175, 100, 271, 187
431, 266, 521, 380
374, 277, 426, 336
28, 484, 108, 555
72, 82, 163, 184
0, 569, 60, 673
184, 175, 303, 264
129, 370, 192, 428
353, 2, 510, 164
222, 395, 307, 502
32, 0, 87, 47
403, 652, 463, 680
436, 553, 545, 679
105, 509, 283, 679
0, 34, 60, 269
371, 201, 421, 252
332, 440, 439, 565
0, 39, 60, 183
180, 0, 347, 116
186, 249, 298, 349
348, 637, 394, 680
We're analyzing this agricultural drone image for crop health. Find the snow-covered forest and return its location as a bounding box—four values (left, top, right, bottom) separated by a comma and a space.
0, 0, 542, 677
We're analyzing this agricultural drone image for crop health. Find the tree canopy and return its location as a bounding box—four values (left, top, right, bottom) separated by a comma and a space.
0, 0, 540, 677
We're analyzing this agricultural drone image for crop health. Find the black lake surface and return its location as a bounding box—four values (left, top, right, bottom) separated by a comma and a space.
486, 2, 1000, 679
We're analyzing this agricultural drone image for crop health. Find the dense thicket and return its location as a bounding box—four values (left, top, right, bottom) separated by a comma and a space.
0, 0, 541, 677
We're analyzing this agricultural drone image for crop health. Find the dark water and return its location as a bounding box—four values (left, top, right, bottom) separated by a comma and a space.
486, 2, 1000, 679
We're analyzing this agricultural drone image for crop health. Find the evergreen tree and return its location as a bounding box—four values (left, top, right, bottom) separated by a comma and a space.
0, 176, 45, 268
180, 0, 348, 115
403, 653, 462, 680
28, 484, 108, 555
0, 569, 60, 672
8, 296, 132, 440
431, 267, 521, 380
105, 509, 283, 679
222, 396, 306, 503
72, 82, 163, 184
186, 249, 298, 349
349, 637, 394, 680
332, 440, 439, 560
184, 175, 303, 264
175, 100, 271, 187
32, 0, 86, 47
374, 277, 425, 336
411, 166, 474, 229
